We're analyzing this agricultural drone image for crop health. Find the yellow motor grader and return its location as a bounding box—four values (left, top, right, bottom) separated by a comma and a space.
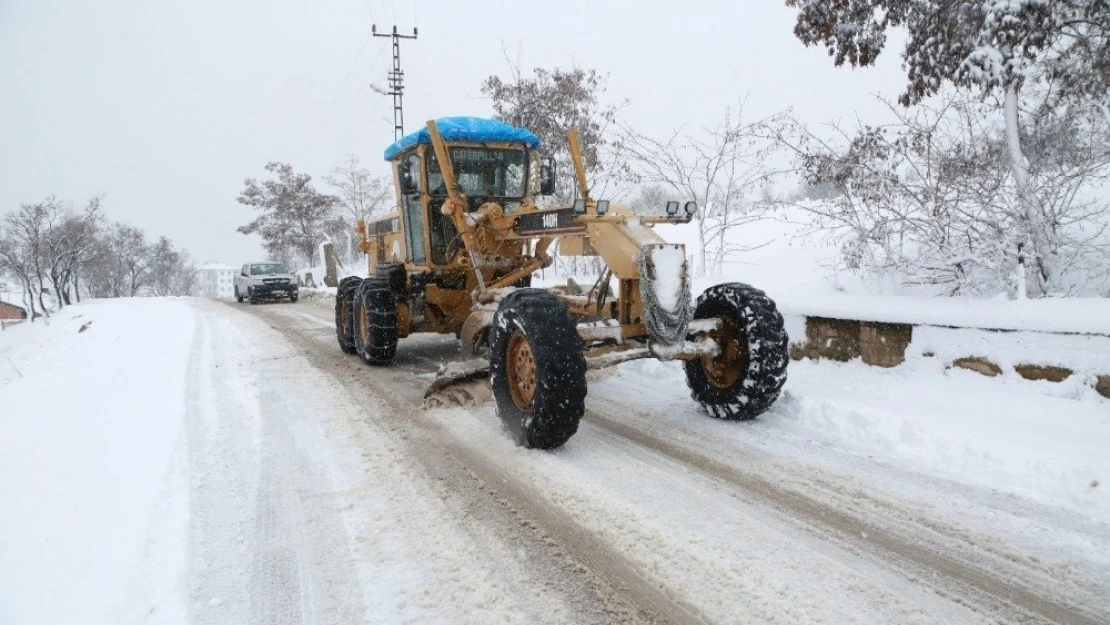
336, 117, 788, 449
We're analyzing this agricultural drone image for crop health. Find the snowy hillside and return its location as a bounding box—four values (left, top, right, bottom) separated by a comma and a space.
0, 300, 192, 624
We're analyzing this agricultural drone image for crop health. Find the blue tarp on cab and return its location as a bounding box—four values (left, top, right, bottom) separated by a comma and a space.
383, 116, 541, 160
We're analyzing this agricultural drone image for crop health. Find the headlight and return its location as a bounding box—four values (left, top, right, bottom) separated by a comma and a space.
665, 201, 679, 216
684, 201, 698, 217
596, 200, 610, 215
573, 199, 587, 214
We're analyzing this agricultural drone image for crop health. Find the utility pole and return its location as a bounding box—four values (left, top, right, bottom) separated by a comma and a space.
372, 24, 418, 141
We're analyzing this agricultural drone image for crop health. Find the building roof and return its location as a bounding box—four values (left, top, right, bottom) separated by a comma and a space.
383, 116, 541, 161
0, 300, 27, 313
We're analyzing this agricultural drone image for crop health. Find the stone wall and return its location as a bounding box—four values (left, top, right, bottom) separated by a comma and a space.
792, 316, 1110, 399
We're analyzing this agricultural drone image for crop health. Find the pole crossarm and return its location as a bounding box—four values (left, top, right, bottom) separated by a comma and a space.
372, 25, 418, 141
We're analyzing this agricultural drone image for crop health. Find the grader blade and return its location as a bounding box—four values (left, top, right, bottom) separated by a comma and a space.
422, 358, 492, 408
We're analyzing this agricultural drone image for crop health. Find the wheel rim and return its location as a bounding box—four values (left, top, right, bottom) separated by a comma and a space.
506, 330, 537, 410
702, 316, 748, 389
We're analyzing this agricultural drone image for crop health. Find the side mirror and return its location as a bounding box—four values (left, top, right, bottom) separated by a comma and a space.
539, 158, 556, 196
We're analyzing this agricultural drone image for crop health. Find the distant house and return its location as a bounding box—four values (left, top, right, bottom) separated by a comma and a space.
0, 300, 27, 323
198, 262, 237, 299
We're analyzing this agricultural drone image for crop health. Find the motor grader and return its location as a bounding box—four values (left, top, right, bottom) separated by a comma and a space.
335, 117, 788, 449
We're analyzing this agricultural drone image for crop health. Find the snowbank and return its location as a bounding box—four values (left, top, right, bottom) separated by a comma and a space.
607, 350, 1109, 520
778, 357, 1110, 519
0, 299, 193, 625
778, 292, 1110, 336
300, 285, 338, 300
909, 325, 1110, 377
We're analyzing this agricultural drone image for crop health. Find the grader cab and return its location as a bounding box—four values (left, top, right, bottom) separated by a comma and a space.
335, 117, 789, 449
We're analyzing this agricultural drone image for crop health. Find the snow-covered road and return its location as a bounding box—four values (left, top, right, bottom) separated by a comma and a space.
2, 296, 1107, 625
182, 299, 629, 625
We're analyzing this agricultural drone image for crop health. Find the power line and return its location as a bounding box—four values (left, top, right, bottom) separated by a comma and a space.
371, 24, 418, 141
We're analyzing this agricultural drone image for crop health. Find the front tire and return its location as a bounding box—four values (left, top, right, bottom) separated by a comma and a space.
354, 277, 398, 366
684, 283, 788, 420
335, 277, 361, 354
289, 290, 299, 303
235, 286, 244, 303
490, 289, 586, 449
375, 263, 407, 297
248, 286, 259, 305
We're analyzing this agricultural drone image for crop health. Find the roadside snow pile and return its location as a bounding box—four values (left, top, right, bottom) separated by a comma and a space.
909, 325, 1110, 380
609, 351, 1109, 520
778, 292, 1110, 335
778, 357, 1110, 519
299, 285, 338, 301
0, 299, 193, 625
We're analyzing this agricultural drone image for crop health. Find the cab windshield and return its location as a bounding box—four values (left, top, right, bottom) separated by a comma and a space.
427, 148, 527, 199
251, 263, 289, 275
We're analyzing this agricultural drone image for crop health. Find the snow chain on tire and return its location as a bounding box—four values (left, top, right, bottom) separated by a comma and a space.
490, 289, 587, 449
335, 276, 362, 354
354, 277, 398, 366
375, 263, 407, 298
638, 248, 692, 348
684, 282, 788, 420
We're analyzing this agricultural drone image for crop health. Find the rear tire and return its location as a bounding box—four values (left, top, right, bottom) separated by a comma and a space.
684, 283, 788, 420
335, 277, 361, 354
490, 289, 586, 449
354, 277, 398, 366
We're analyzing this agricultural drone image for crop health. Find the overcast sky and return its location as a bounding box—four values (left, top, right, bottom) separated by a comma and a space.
0, 0, 909, 265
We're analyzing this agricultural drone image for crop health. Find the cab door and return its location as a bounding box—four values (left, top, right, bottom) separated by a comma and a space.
398, 152, 426, 264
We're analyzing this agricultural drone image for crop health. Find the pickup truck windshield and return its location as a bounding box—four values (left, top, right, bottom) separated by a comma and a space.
251, 263, 289, 275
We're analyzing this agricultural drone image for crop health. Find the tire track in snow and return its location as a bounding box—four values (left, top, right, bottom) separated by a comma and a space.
250, 414, 306, 625
248, 301, 982, 623
186, 305, 367, 625
589, 377, 1110, 616
582, 396, 1107, 625
186, 310, 261, 625
233, 301, 708, 625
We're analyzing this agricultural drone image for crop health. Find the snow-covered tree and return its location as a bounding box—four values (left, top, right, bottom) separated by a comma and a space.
324, 154, 393, 265
482, 62, 632, 203
785, 95, 1014, 294
81, 224, 197, 299
85, 223, 155, 298
624, 103, 790, 276
146, 237, 199, 297
42, 197, 103, 305
0, 196, 104, 316
236, 162, 339, 269
786, 0, 1110, 297
782, 89, 1110, 296
1, 196, 199, 312
0, 208, 47, 319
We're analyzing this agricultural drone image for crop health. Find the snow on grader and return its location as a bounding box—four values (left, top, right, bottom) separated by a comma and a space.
335, 117, 789, 449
